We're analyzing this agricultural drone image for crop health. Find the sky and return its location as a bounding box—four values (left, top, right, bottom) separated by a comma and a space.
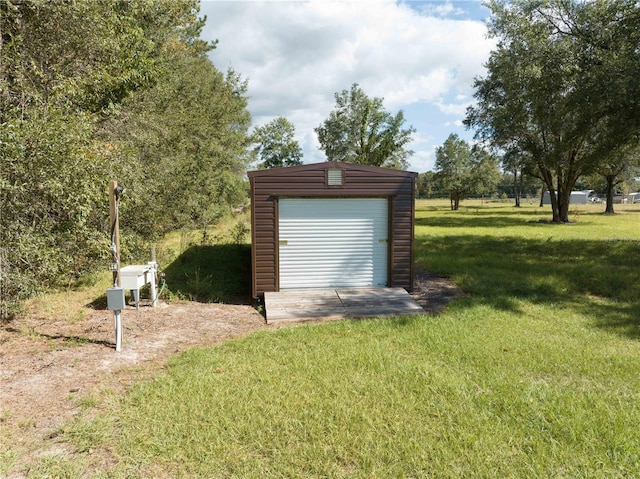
200, 0, 496, 173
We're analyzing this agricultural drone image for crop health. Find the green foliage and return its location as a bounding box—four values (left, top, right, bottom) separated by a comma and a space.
415, 171, 441, 198
0, 110, 114, 316
315, 83, 415, 169
466, 0, 640, 223
251, 116, 303, 169
0, 0, 253, 317
434, 134, 501, 209
103, 54, 252, 238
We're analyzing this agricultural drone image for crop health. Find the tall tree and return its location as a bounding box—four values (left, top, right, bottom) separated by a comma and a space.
466, 0, 640, 223
315, 83, 415, 169
251, 117, 303, 169
501, 149, 537, 207
434, 134, 501, 210
101, 56, 252, 239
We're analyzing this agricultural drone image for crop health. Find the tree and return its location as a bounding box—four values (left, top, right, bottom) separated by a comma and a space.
496, 167, 543, 205
101, 54, 252, 240
465, 0, 640, 223
251, 117, 303, 169
501, 151, 522, 207
416, 171, 439, 198
0, 0, 166, 316
434, 134, 501, 210
597, 144, 640, 214
315, 83, 415, 169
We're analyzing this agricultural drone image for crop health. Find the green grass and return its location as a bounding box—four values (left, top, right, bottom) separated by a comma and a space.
47, 201, 640, 477
110, 314, 640, 478
414, 201, 640, 338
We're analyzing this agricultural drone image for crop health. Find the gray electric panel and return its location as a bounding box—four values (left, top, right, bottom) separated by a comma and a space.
106, 287, 126, 311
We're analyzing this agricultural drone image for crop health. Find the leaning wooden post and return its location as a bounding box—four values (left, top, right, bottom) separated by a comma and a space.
108, 180, 123, 351
109, 180, 121, 288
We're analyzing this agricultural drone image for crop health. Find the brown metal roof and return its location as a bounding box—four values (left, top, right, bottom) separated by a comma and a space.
248, 161, 417, 179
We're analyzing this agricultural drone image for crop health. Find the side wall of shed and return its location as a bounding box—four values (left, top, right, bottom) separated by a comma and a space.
250, 164, 415, 298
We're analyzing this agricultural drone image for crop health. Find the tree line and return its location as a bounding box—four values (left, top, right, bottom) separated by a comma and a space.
427, 1, 640, 215
255, 1, 640, 219
0, 0, 251, 317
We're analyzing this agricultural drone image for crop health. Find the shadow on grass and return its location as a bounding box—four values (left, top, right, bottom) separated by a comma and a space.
416, 235, 640, 339
588, 300, 640, 340
162, 243, 251, 304
415, 210, 586, 229
87, 295, 108, 310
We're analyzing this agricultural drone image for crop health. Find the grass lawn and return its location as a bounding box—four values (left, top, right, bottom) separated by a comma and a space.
35, 201, 640, 477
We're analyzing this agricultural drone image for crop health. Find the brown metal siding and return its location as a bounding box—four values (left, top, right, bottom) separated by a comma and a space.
249, 162, 417, 298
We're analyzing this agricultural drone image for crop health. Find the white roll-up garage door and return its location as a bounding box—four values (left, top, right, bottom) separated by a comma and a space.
278, 198, 388, 289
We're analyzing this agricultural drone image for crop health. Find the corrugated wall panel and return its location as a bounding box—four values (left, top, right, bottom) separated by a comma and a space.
279, 198, 388, 289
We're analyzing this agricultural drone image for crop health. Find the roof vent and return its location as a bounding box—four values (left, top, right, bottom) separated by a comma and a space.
327, 169, 344, 186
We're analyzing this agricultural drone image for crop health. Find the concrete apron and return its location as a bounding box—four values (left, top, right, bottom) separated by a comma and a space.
264, 287, 425, 324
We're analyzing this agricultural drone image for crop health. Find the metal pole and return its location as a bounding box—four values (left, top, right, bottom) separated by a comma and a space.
114, 310, 122, 352
148, 262, 157, 307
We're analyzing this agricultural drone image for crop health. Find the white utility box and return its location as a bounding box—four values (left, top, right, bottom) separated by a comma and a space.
120, 264, 152, 309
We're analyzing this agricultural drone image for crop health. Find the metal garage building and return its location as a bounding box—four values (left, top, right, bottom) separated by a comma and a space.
248, 161, 417, 298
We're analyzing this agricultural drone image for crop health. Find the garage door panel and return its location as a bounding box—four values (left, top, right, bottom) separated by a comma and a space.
279, 198, 388, 289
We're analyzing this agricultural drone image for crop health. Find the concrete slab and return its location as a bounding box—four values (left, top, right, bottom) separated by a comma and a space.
264, 287, 425, 324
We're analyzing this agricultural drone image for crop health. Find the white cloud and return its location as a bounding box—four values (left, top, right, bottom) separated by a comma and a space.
408, 149, 437, 173
200, 0, 495, 172
415, 0, 467, 18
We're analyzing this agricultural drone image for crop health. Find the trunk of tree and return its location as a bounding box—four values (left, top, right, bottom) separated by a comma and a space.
539, 188, 545, 207
548, 188, 560, 222
513, 168, 521, 207
604, 174, 615, 214
557, 187, 571, 223
539, 167, 561, 221
538, 158, 579, 223
450, 192, 461, 210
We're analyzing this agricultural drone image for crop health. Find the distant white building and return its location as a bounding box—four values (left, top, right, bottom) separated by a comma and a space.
542, 191, 588, 205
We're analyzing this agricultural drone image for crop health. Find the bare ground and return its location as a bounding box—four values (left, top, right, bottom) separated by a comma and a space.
0, 273, 464, 477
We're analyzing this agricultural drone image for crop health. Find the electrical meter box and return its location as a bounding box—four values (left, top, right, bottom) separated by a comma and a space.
106, 287, 126, 311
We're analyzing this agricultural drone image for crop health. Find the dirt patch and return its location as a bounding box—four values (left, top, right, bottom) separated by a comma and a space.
411, 269, 468, 314
0, 300, 266, 475
0, 274, 462, 476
